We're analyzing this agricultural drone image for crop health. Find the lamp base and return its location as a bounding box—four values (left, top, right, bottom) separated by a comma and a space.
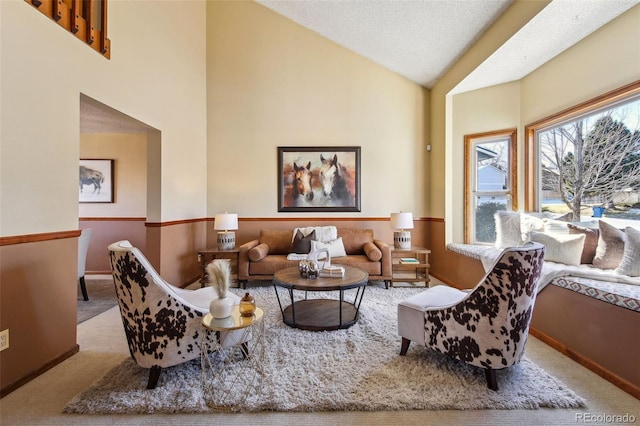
217, 231, 236, 250
394, 231, 411, 249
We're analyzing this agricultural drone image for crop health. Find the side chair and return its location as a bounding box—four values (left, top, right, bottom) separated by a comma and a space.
108, 240, 244, 389
397, 242, 545, 390
77, 228, 93, 301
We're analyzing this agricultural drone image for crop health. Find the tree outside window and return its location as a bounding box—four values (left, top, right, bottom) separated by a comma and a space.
535, 95, 640, 222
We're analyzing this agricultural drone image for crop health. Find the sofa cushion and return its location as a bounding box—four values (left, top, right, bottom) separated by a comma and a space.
338, 229, 373, 255
248, 243, 269, 261
593, 221, 626, 270
567, 223, 600, 264
249, 255, 299, 275
530, 231, 585, 266
259, 229, 294, 255
615, 227, 640, 277
291, 229, 316, 254
332, 255, 381, 276
363, 242, 382, 261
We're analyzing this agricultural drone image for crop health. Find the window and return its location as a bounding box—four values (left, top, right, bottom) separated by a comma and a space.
464, 129, 517, 244
25, 0, 110, 59
525, 81, 640, 223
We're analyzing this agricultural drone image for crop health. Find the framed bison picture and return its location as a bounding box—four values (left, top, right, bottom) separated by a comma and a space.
277, 146, 361, 212
79, 159, 114, 203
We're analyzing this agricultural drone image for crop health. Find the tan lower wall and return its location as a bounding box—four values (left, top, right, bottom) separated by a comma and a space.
80, 219, 147, 274
427, 219, 485, 289
531, 285, 640, 395
0, 236, 78, 394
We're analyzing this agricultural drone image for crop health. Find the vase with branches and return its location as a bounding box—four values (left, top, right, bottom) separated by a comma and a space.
206, 259, 233, 318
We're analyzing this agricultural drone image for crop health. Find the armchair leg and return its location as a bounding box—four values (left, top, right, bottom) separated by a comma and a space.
147, 366, 162, 389
79, 276, 89, 301
485, 368, 498, 391
400, 337, 411, 356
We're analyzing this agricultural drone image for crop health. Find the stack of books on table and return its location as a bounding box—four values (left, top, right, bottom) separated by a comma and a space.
319, 265, 345, 278
399, 258, 419, 264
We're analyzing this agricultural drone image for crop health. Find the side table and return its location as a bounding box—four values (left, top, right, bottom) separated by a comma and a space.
200, 306, 265, 411
198, 248, 240, 287
391, 247, 431, 287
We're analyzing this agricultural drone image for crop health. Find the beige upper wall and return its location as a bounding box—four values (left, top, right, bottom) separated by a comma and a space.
445, 4, 640, 243
0, 1, 208, 237
79, 134, 147, 218
206, 1, 428, 218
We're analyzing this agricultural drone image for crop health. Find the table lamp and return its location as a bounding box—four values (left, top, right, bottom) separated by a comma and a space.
214, 213, 238, 250
391, 212, 413, 249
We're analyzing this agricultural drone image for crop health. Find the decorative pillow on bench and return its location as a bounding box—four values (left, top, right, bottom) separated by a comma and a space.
593, 221, 626, 270
615, 227, 640, 277
529, 231, 585, 266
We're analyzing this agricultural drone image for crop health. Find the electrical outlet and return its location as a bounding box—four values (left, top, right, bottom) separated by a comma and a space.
0, 329, 9, 351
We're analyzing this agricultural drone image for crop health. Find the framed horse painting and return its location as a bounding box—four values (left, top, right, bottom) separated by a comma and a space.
79, 159, 114, 203
278, 146, 361, 212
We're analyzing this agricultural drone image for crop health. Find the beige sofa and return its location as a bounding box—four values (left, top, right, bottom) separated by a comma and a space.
238, 228, 392, 288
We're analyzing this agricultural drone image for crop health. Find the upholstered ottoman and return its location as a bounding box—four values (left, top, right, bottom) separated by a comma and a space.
397, 286, 470, 350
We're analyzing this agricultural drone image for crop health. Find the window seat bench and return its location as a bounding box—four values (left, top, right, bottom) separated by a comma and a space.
446, 243, 640, 398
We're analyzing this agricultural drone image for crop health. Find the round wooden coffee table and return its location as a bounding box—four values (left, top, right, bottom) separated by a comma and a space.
272, 266, 368, 331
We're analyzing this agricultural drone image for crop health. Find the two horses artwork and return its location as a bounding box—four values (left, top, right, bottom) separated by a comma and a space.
282, 152, 357, 209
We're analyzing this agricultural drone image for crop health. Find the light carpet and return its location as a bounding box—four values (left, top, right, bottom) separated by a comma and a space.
63, 285, 586, 414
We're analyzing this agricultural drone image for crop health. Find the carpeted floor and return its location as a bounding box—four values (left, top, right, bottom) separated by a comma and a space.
64, 286, 585, 414
77, 277, 118, 324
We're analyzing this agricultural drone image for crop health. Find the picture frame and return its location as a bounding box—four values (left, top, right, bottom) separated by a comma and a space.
79, 159, 114, 203
278, 146, 361, 212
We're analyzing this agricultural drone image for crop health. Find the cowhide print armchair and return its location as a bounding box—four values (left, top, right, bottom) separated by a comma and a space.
397, 242, 545, 391
108, 240, 243, 389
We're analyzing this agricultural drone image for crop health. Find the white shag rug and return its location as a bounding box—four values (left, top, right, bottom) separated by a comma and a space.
63, 285, 586, 414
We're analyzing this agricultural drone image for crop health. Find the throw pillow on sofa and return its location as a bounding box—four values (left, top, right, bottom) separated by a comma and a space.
615, 227, 640, 277
363, 242, 382, 261
593, 221, 626, 270
311, 238, 347, 258
290, 229, 316, 254
248, 243, 269, 261
292, 226, 337, 243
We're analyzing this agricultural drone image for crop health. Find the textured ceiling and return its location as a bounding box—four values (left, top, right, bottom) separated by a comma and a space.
81, 0, 639, 133
258, 0, 513, 88
258, 0, 639, 91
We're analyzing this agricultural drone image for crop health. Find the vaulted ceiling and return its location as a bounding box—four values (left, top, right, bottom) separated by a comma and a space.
81, 0, 639, 133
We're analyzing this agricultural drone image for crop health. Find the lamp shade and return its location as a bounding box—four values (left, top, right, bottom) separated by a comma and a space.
390, 212, 413, 230
214, 213, 238, 231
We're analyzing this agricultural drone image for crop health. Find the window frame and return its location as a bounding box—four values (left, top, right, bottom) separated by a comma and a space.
464, 128, 517, 244
524, 80, 640, 213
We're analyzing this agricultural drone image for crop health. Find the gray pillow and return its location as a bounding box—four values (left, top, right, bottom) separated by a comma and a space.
592, 221, 625, 269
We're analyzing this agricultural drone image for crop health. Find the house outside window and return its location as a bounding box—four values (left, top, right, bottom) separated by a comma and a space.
464, 129, 517, 244
525, 82, 640, 225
